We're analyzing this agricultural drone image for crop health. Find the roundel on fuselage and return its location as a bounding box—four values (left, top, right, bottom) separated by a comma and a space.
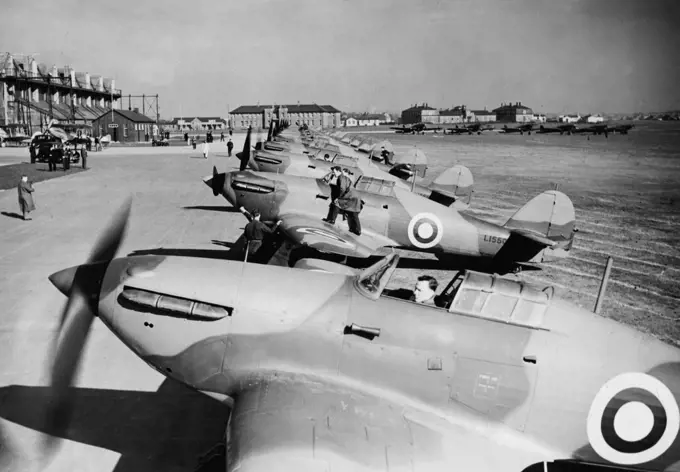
586, 372, 680, 466
407, 213, 443, 249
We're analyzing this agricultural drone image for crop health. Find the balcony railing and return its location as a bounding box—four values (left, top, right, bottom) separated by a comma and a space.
0, 70, 122, 96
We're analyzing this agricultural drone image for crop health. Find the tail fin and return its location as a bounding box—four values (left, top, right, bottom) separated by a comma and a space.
427, 165, 474, 210
503, 190, 576, 262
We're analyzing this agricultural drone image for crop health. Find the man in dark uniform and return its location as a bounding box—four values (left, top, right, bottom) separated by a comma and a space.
322, 167, 362, 236
48, 144, 62, 172
220, 132, 225, 142
240, 207, 282, 263
227, 139, 234, 157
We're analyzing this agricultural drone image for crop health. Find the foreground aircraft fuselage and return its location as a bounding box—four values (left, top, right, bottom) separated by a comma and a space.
208, 170, 574, 268
50, 253, 680, 471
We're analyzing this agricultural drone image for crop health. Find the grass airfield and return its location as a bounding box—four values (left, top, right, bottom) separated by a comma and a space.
0, 122, 678, 471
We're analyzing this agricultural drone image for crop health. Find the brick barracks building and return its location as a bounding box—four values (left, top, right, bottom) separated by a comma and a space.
229, 104, 342, 130
0, 53, 122, 133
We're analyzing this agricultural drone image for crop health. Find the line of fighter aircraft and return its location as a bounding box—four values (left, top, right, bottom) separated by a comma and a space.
390, 121, 636, 137
28, 118, 680, 472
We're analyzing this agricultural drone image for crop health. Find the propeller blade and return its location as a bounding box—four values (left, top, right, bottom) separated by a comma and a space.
267, 119, 274, 142
41, 198, 132, 458
86, 197, 132, 264
240, 127, 251, 171
43, 290, 94, 454
210, 166, 225, 196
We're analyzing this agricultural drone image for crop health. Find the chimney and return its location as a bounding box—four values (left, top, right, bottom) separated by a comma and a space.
30, 58, 38, 75
50, 65, 58, 77
84, 72, 91, 89
133, 107, 139, 114
70, 68, 76, 87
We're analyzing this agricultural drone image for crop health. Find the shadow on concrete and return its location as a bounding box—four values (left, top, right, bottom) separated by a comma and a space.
128, 247, 239, 261
0, 380, 229, 472
1, 211, 24, 220
210, 240, 237, 249
182, 205, 239, 213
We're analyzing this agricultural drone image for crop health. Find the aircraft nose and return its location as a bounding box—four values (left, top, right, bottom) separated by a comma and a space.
49, 262, 110, 306
202, 175, 213, 190
49, 266, 78, 296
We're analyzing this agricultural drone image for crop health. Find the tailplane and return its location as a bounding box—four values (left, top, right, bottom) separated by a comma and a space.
502, 190, 576, 263
427, 165, 474, 210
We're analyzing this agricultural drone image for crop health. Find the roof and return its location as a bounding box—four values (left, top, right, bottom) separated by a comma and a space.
492, 103, 533, 113
93, 109, 154, 123
173, 116, 227, 122
231, 104, 342, 114
230, 105, 273, 114
470, 109, 494, 115
402, 105, 436, 112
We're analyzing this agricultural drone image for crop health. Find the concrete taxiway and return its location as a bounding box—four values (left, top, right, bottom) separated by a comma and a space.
0, 137, 247, 472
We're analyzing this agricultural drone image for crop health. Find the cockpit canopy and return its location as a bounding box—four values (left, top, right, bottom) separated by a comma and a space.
444, 271, 555, 329
354, 176, 396, 197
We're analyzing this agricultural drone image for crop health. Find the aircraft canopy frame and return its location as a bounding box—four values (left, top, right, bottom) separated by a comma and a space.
445, 271, 555, 329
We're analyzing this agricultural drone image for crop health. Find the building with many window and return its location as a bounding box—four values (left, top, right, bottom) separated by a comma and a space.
229, 104, 342, 130
0, 53, 122, 133
171, 116, 228, 130
91, 108, 155, 143
401, 104, 439, 124
491, 102, 534, 123
469, 109, 496, 122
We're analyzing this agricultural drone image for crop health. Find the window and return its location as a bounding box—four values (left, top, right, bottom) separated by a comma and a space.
123, 124, 128, 138
453, 289, 489, 314
482, 294, 517, 321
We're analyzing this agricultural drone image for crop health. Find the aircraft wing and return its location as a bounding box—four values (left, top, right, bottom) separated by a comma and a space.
278, 213, 383, 258
226, 375, 552, 471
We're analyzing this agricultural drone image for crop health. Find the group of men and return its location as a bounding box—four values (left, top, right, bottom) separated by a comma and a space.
321, 166, 363, 236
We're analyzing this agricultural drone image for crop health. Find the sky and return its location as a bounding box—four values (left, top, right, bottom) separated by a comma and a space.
2, 0, 679, 117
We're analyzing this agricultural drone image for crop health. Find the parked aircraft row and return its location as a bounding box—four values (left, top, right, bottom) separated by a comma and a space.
25, 119, 679, 472
389, 121, 635, 137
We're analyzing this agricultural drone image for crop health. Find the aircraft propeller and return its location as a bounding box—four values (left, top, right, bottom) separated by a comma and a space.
237, 126, 252, 172
42, 198, 132, 459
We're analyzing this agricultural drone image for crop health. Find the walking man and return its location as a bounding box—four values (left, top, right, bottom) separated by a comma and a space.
202, 140, 210, 159
17, 175, 35, 221
227, 139, 233, 157
220, 132, 225, 142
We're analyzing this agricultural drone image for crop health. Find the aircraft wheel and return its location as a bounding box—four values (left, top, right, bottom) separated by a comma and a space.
477, 132, 481, 135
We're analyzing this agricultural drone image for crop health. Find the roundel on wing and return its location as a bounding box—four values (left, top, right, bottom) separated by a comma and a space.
586, 372, 680, 466
407, 213, 443, 249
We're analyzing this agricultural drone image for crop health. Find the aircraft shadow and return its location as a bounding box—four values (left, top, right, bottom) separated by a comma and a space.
1, 211, 25, 220
181, 205, 239, 213
0, 380, 229, 472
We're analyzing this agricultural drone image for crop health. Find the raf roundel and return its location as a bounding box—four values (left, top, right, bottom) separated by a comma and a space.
407, 213, 443, 249
586, 372, 680, 466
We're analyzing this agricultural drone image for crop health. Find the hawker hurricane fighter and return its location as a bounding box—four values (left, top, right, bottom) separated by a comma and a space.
536, 124, 576, 135
500, 124, 534, 135
390, 123, 443, 134
236, 127, 472, 210
445, 123, 495, 135
15, 200, 680, 472
205, 167, 576, 273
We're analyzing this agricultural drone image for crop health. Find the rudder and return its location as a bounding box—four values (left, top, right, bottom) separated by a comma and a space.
503, 190, 576, 261
428, 165, 474, 210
